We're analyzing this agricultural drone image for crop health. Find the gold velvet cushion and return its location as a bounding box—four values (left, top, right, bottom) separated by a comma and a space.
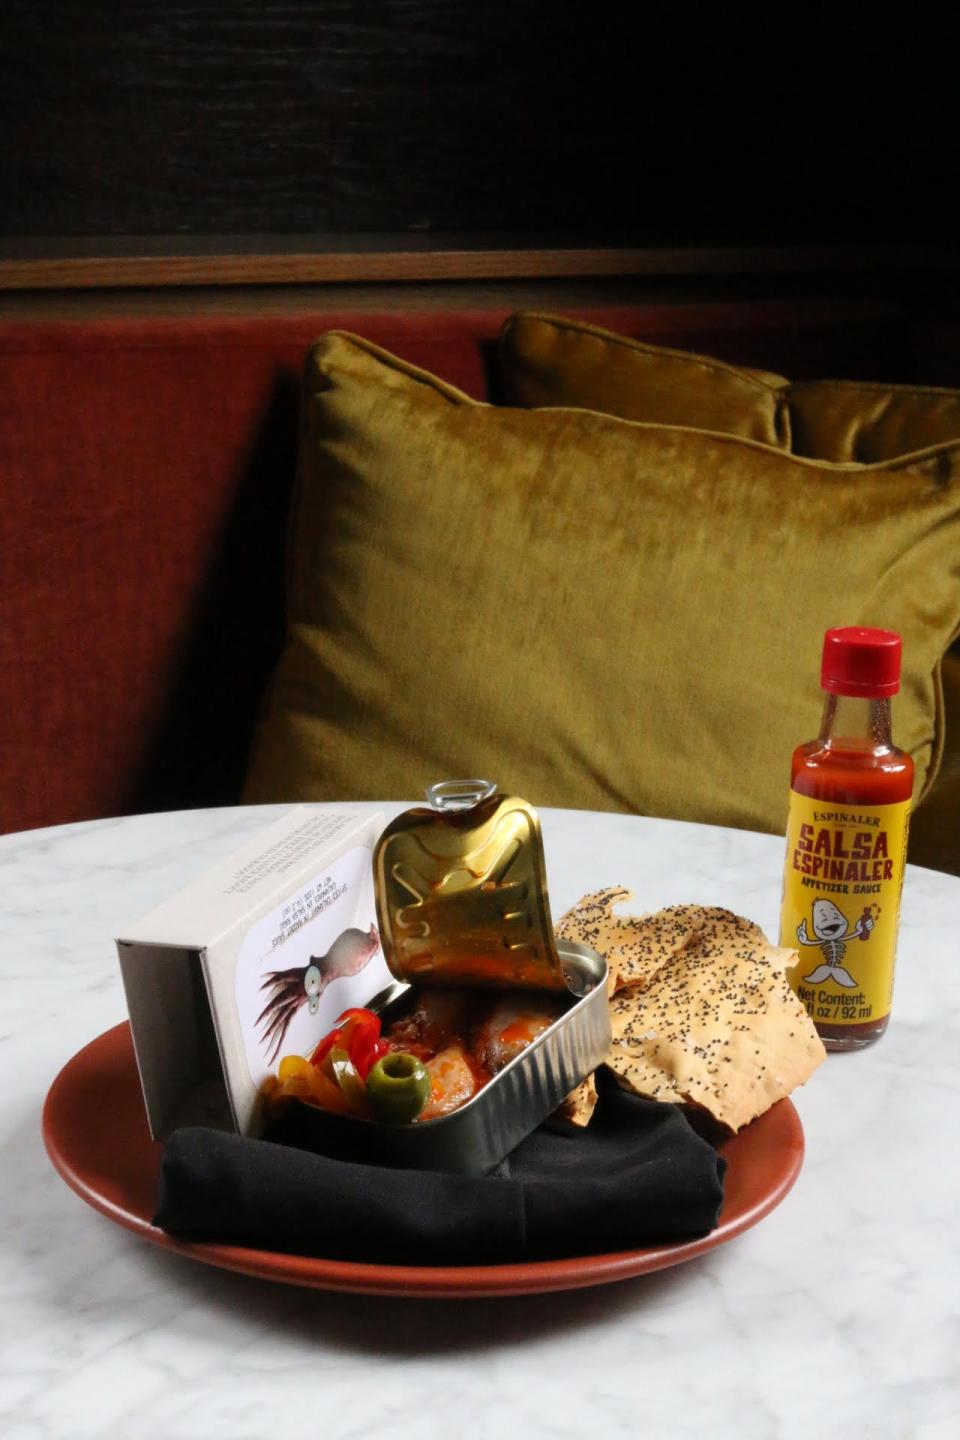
502, 311, 960, 462
787, 380, 960, 462
500, 310, 960, 872
500, 312, 790, 447
243, 331, 960, 841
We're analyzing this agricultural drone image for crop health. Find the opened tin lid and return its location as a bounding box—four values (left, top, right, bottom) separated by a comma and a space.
373, 781, 570, 992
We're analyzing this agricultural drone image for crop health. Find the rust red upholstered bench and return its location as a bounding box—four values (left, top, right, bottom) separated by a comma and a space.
2, 295, 955, 873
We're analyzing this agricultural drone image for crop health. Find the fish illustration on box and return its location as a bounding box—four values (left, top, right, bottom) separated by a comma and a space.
257, 923, 381, 1061
795, 899, 875, 988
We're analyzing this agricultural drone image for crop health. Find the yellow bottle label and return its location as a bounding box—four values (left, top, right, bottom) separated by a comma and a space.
779, 792, 910, 1027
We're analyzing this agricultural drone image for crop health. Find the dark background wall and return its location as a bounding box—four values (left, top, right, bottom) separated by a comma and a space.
2, 0, 953, 245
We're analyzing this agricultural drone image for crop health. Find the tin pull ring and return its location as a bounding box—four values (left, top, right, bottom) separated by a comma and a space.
425, 779, 497, 813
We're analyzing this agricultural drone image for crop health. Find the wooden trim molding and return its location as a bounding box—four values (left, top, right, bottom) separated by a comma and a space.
1, 236, 956, 291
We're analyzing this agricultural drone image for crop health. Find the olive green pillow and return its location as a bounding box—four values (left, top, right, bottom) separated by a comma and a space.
502, 310, 960, 463
787, 379, 960, 462
500, 310, 960, 873
500, 312, 790, 447
243, 331, 960, 844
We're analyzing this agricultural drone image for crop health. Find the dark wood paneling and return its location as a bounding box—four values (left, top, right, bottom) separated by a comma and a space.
2, 2, 956, 244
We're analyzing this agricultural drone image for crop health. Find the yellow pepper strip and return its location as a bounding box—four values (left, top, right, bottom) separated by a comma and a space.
278, 1054, 310, 1083
307, 1063, 354, 1114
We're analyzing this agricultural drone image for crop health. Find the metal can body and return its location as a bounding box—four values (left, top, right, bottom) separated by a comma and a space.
290, 939, 610, 1174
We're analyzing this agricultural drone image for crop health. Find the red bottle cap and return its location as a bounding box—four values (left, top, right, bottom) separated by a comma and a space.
820, 627, 902, 697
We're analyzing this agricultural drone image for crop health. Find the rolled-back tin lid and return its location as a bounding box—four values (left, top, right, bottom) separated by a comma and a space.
373, 780, 569, 992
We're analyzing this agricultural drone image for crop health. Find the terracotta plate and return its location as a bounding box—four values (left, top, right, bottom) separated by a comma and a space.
43, 1023, 804, 1299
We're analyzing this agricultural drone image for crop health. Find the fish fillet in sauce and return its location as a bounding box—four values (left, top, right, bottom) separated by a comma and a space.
383, 991, 565, 1119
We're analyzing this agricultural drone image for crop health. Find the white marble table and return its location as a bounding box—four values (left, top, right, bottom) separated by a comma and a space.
1, 803, 957, 1440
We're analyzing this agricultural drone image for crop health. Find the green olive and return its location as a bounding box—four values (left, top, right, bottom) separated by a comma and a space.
365, 1051, 432, 1124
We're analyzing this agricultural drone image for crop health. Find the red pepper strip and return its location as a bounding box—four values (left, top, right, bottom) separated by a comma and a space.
311, 1014, 379, 1077
349, 1035, 376, 1080
335, 1007, 380, 1028
310, 1026, 343, 1067
338, 1011, 381, 1072
354, 1037, 390, 1082
311, 1009, 381, 1077
338, 1010, 381, 1047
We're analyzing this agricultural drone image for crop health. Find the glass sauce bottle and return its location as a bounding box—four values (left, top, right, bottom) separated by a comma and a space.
779, 627, 913, 1051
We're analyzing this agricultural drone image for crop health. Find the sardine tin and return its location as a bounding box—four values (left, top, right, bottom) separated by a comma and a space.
294, 782, 610, 1172
295, 939, 610, 1174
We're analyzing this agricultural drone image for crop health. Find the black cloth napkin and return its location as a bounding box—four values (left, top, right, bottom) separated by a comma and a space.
155, 1072, 725, 1265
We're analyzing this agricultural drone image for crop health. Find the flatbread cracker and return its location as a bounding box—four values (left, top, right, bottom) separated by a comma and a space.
556, 1073, 597, 1128
556, 890, 825, 1131
608, 923, 824, 1131
556, 889, 712, 992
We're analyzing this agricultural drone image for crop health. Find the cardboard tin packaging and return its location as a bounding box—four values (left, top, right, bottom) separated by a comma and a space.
117, 807, 387, 1140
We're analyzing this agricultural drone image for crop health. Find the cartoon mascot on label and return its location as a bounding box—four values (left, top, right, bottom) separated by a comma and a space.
795, 899, 875, 988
